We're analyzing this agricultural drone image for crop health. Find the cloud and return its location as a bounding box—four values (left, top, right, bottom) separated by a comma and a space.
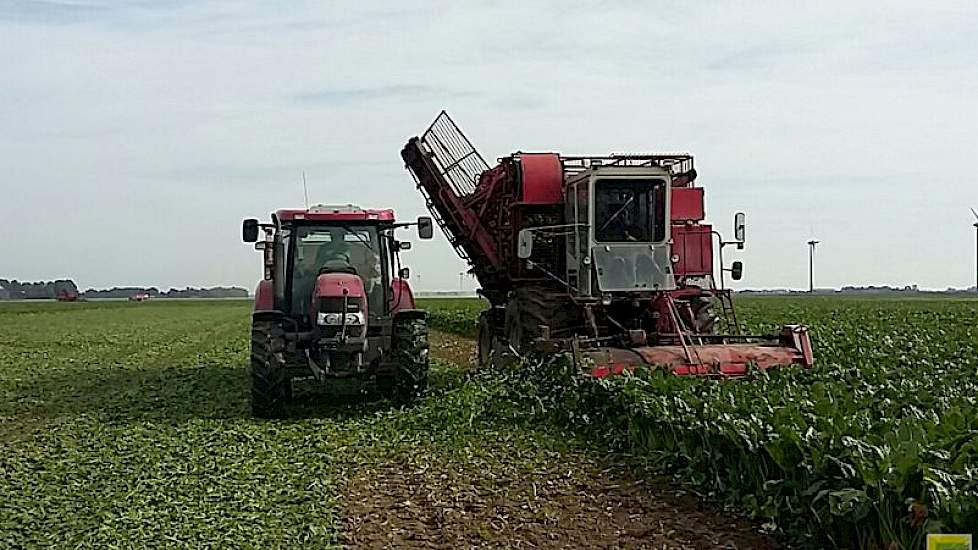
291, 85, 475, 105
0, 0, 108, 24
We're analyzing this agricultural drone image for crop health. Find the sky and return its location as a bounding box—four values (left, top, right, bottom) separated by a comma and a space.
1, 0, 976, 292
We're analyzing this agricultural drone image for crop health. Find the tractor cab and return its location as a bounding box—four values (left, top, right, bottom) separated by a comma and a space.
242, 203, 434, 417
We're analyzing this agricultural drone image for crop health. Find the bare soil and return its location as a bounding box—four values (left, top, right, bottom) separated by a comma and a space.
340, 331, 782, 549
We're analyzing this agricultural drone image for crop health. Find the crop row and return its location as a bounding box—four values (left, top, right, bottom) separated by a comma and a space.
420, 296, 978, 548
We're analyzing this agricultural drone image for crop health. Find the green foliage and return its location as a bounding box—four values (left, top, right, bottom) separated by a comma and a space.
3, 296, 976, 548
0, 300, 574, 548
423, 296, 978, 548
417, 297, 487, 338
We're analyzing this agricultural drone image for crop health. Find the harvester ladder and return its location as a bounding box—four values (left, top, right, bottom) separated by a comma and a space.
717, 291, 742, 335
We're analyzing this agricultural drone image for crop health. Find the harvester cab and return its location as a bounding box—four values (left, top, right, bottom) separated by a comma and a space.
401, 111, 813, 376
242, 203, 434, 417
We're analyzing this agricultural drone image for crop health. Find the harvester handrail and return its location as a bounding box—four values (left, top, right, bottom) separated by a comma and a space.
560, 153, 694, 176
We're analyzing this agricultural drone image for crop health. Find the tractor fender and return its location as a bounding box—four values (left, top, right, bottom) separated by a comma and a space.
390, 278, 416, 312
254, 280, 274, 312
392, 308, 427, 321
252, 309, 284, 323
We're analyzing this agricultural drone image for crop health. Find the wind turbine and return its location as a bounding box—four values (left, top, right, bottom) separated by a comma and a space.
807, 240, 820, 293
971, 208, 978, 292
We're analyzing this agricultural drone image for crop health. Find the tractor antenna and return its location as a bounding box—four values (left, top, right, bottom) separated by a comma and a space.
302, 171, 309, 209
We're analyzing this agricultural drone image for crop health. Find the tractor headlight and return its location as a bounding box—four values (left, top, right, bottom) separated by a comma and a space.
317, 312, 365, 326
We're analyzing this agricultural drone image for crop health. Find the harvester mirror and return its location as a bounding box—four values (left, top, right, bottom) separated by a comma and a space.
517, 229, 533, 259
731, 261, 744, 281
242, 219, 259, 243
417, 216, 434, 239
398, 267, 411, 279
734, 212, 746, 243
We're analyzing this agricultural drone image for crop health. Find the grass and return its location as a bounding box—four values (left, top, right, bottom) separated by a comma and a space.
0, 300, 581, 548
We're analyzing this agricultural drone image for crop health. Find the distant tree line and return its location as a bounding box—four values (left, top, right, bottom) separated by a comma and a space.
0, 279, 78, 300
0, 279, 248, 299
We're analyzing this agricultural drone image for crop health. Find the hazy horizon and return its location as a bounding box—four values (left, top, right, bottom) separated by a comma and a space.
2, 1, 976, 293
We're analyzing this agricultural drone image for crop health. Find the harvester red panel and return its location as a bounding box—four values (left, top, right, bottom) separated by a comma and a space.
672, 224, 713, 277
519, 153, 563, 204
671, 187, 705, 221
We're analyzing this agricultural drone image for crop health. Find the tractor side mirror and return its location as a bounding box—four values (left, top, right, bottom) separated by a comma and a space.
418, 216, 433, 239
734, 212, 746, 244
731, 261, 743, 281
398, 267, 410, 280
242, 219, 259, 243
517, 229, 533, 259
397, 241, 412, 251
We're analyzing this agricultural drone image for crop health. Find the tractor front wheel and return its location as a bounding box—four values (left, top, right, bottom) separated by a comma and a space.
251, 321, 290, 418
389, 315, 429, 402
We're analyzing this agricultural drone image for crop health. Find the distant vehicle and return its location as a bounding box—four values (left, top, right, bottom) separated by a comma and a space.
55, 290, 80, 302
53, 280, 81, 302
129, 292, 152, 302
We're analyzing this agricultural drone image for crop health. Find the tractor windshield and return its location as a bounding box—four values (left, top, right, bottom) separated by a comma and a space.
290, 225, 384, 317
594, 179, 667, 243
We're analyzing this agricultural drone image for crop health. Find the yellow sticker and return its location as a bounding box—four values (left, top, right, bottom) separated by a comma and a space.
928, 534, 973, 550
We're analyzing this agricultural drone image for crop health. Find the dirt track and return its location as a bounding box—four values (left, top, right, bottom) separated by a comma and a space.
340, 331, 781, 549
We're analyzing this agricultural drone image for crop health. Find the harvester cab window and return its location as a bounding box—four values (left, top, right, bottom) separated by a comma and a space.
594, 179, 666, 243
290, 225, 383, 317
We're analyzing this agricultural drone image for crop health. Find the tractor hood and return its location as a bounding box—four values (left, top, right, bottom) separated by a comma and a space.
313, 272, 366, 299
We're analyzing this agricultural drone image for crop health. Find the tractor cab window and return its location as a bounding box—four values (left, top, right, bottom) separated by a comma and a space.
290, 225, 384, 317
594, 179, 666, 243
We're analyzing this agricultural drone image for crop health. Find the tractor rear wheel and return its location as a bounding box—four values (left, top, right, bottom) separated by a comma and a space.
390, 316, 429, 402
251, 321, 290, 418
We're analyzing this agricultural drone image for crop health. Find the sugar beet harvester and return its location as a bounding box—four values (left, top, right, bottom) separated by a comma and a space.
401, 112, 813, 376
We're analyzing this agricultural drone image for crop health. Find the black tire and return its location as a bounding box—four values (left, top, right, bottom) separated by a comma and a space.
477, 311, 493, 367
390, 315, 429, 401
683, 295, 717, 335
251, 321, 290, 418
505, 286, 576, 354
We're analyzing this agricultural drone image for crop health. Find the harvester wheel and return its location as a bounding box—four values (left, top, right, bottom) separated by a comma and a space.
505, 286, 576, 355
251, 321, 290, 418
689, 296, 717, 334
477, 311, 493, 367
390, 316, 429, 401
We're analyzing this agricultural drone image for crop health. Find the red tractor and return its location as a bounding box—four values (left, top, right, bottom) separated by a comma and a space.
402, 112, 813, 375
242, 203, 434, 417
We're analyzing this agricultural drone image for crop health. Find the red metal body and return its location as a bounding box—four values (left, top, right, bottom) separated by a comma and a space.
519, 153, 564, 204
390, 278, 416, 312
254, 280, 274, 312
671, 187, 705, 222
672, 225, 713, 278
275, 207, 395, 222
55, 290, 80, 302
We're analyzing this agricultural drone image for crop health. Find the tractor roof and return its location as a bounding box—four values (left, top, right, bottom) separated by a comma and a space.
275, 204, 395, 222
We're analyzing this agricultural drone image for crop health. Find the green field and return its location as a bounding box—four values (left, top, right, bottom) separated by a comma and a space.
425, 296, 978, 546
2, 297, 977, 548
